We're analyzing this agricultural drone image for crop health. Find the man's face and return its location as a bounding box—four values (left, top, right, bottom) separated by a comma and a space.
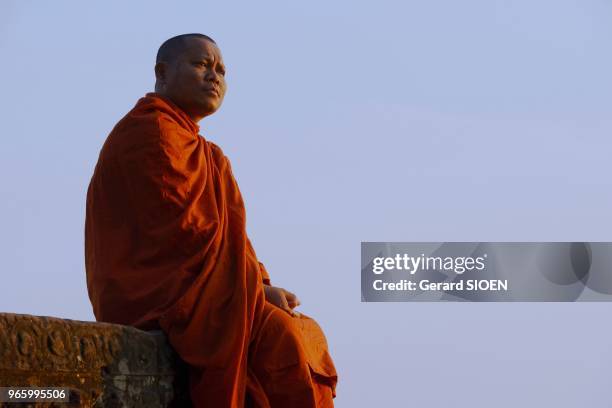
158, 38, 227, 121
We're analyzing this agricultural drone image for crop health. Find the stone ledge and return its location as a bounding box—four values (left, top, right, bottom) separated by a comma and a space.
0, 313, 190, 407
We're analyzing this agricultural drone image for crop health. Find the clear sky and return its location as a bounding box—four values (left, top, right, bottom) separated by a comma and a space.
1, 1, 612, 406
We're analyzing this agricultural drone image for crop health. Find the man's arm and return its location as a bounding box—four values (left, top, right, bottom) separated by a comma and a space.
246, 238, 300, 316
258, 262, 271, 286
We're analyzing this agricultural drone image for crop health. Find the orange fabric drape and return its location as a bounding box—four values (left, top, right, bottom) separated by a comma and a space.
85, 93, 337, 407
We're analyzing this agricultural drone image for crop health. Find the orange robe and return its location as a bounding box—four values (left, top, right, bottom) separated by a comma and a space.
85, 93, 337, 407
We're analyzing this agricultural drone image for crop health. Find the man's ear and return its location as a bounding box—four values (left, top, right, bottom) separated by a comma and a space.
154, 62, 166, 83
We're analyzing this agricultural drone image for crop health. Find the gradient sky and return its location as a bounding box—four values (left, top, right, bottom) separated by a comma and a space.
2, 1, 612, 406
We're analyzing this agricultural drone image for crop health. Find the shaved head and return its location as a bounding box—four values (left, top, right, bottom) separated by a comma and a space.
156, 33, 216, 64
154, 33, 226, 122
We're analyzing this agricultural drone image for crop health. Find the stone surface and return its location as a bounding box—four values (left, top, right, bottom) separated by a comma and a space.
0, 313, 190, 407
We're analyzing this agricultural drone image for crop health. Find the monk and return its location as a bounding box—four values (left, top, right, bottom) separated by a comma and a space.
85, 33, 337, 407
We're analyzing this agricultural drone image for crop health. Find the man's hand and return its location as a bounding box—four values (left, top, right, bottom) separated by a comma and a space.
263, 285, 301, 317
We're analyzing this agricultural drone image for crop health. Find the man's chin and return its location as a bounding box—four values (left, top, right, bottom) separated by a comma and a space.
197, 100, 221, 118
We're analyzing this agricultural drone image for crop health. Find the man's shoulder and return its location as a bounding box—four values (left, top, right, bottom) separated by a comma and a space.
205, 139, 233, 165
206, 139, 223, 155
100, 110, 161, 159
112, 93, 200, 135
102, 102, 193, 160
115, 99, 184, 135
111, 106, 161, 135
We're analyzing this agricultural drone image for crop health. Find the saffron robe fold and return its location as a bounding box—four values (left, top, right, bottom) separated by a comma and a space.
85, 93, 337, 407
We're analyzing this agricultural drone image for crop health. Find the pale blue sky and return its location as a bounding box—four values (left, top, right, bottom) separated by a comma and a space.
2, 1, 612, 406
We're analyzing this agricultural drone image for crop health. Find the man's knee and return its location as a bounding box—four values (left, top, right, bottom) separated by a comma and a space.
254, 304, 307, 370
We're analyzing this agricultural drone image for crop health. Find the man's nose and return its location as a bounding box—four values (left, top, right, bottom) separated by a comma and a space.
205, 69, 221, 84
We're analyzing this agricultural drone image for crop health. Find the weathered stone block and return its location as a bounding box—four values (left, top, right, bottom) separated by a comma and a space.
0, 313, 190, 407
